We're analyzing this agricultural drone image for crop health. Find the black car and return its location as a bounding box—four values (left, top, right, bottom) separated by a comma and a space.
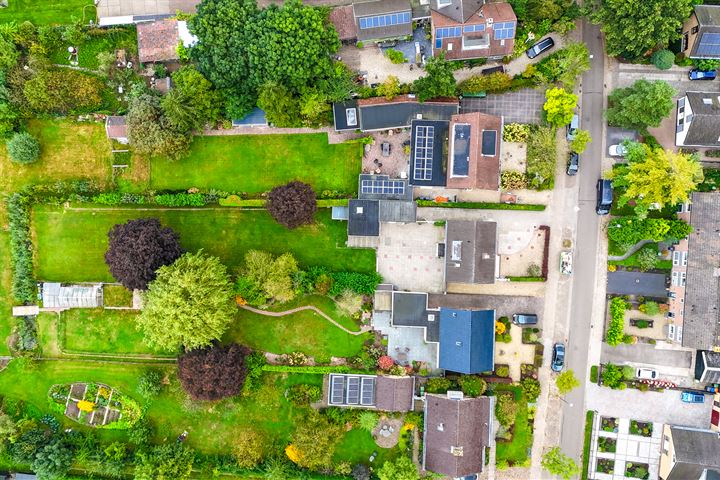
596, 179, 613, 215
512, 314, 538, 326
481, 65, 505, 75
566, 152, 579, 176
526, 37, 554, 59
551, 343, 565, 372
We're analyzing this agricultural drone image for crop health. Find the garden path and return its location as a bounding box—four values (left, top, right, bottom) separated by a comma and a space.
607, 240, 652, 261
239, 305, 370, 335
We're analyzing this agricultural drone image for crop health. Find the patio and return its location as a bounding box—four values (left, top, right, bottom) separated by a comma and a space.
362, 130, 411, 178
588, 416, 662, 480
494, 324, 537, 381
372, 310, 440, 373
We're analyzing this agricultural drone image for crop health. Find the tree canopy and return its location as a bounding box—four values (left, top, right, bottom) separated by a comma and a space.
237, 250, 299, 305
377, 456, 419, 480
590, 0, 695, 59
32, 439, 74, 480
605, 80, 675, 132
126, 93, 191, 160
290, 411, 344, 470
544, 87, 577, 127
105, 218, 183, 291
266, 181, 317, 229
161, 66, 221, 132
608, 143, 703, 217
413, 54, 457, 102
541, 447, 580, 480
137, 251, 235, 351
135, 443, 195, 480
555, 370, 580, 395
178, 343, 251, 400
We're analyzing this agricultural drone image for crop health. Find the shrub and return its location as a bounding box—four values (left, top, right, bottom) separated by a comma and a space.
693, 58, 720, 71
636, 247, 658, 271
622, 366, 636, 380
500, 170, 528, 190
495, 366, 510, 378
335, 289, 363, 315
425, 377, 453, 394
177, 343, 251, 401
7, 193, 35, 303
502, 123, 530, 142
601, 364, 625, 389
526, 125, 557, 190
154, 193, 205, 207
606, 297, 628, 346
358, 411, 378, 432
385, 49, 405, 64
521, 378, 541, 402
287, 384, 321, 406
651, 49, 674, 70
232, 428, 268, 469
459, 72, 513, 93
634, 320, 649, 329
495, 393, 518, 427
378, 355, 394, 370
458, 375, 487, 397
7, 132, 40, 164
267, 181, 317, 229
638, 301, 659, 316
328, 271, 382, 296
416, 200, 545, 210
137, 369, 163, 399
283, 351, 309, 366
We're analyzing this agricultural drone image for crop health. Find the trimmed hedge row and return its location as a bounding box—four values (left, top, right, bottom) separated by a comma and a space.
416, 200, 546, 211
217, 198, 350, 208
262, 365, 375, 375
7, 193, 36, 303
507, 276, 545, 282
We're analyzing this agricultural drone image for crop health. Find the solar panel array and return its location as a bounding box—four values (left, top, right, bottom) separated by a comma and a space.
359, 12, 411, 30
361, 179, 405, 195
463, 24, 486, 33
494, 21, 516, 40
328, 375, 376, 406
413, 125, 435, 181
697, 33, 720, 57
436, 26, 462, 39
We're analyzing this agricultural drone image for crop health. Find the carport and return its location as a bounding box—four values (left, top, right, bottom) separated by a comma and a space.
606, 271, 668, 297
460, 88, 545, 124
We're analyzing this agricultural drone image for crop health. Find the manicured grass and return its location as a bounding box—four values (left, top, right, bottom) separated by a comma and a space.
495, 385, 532, 466
49, 27, 137, 70
34, 206, 376, 282
60, 308, 173, 356
333, 428, 400, 465
0, 0, 94, 25
266, 294, 361, 332
0, 119, 112, 193
103, 285, 133, 307
225, 308, 371, 361
0, 231, 12, 355
582, 411, 595, 480
150, 134, 362, 194
608, 243, 673, 271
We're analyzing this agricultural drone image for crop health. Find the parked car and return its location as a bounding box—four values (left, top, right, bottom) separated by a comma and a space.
680, 391, 705, 403
689, 69, 717, 81
560, 251, 573, 275
566, 114, 579, 141
526, 37, 555, 59
381, 142, 391, 157
512, 313, 538, 326
481, 65, 505, 75
566, 152, 579, 176
596, 179, 613, 215
551, 343, 565, 372
636, 368, 657, 380
608, 144, 627, 157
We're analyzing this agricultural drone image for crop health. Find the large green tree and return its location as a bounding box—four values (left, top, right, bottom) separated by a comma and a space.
32, 439, 74, 480
127, 93, 191, 160
135, 443, 194, 480
541, 447, 580, 480
291, 411, 344, 471
137, 251, 235, 351
544, 87, 577, 127
590, 0, 695, 59
605, 80, 675, 132
413, 54, 457, 102
161, 66, 221, 132
608, 142, 703, 217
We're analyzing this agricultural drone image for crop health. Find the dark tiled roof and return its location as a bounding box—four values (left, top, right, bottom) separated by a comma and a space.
333, 100, 360, 132
696, 5, 720, 25
438, 308, 495, 373
392, 291, 440, 342
376, 375, 415, 411
431, 0, 484, 23
354, 0, 411, 16
348, 199, 380, 236
684, 92, 720, 146
409, 119, 450, 187
670, 426, 720, 470
329, 6, 357, 41
137, 18, 180, 63
682, 192, 720, 350
445, 220, 497, 285
357, 97, 459, 131
423, 394, 491, 477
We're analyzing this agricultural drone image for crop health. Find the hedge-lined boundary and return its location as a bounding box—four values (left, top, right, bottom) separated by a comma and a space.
218, 198, 349, 207
7, 193, 35, 303
539, 225, 550, 280
416, 200, 546, 211
262, 364, 375, 375
506, 276, 545, 282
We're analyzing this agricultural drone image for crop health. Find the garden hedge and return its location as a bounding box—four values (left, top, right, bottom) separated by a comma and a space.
416, 200, 545, 211
262, 365, 374, 375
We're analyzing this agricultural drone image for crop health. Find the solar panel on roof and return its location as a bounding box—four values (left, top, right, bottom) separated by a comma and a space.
360, 179, 406, 196
361, 377, 375, 405
330, 376, 345, 405
494, 21, 516, 40
346, 377, 360, 404
413, 125, 435, 181
359, 12, 411, 30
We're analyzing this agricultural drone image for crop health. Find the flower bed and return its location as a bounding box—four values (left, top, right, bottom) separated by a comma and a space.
625, 462, 649, 479
629, 420, 653, 437
596, 458, 614, 474
601, 417, 618, 433
598, 436, 617, 453
48, 382, 141, 429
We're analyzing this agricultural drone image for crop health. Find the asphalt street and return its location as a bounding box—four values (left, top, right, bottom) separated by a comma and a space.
558, 19, 606, 464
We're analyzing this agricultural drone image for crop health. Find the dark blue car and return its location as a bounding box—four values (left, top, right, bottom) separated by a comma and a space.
551, 343, 565, 372
689, 69, 717, 80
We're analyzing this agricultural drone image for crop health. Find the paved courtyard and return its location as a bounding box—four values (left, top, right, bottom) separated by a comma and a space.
600, 343, 692, 370
377, 223, 445, 293
588, 416, 662, 480
372, 310, 440, 373
460, 88, 546, 124
494, 324, 536, 381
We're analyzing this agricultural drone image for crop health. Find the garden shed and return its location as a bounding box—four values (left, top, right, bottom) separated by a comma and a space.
42, 282, 102, 309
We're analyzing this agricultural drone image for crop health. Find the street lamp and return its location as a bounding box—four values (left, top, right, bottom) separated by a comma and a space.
559, 397, 574, 408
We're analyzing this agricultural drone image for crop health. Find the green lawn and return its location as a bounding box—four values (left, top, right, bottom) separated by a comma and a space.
495, 385, 532, 466
333, 428, 400, 465
266, 294, 361, 332
0, 231, 12, 355
608, 243, 673, 271
225, 308, 371, 362
0, 0, 94, 24
150, 134, 362, 194
582, 411, 595, 480
60, 308, 173, 356
34, 206, 376, 282
49, 27, 137, 70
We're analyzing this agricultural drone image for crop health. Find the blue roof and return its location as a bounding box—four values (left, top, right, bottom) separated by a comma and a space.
439, 309, 495, 374
232, 107, 268, 127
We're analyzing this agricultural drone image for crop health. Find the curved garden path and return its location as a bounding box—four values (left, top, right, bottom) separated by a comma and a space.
607, 240, 653, 261
239, 305, 371, 335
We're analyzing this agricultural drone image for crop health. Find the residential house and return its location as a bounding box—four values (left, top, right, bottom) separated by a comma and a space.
409, 112, 503, 191
328, 6, 358, 43
438, 308, 495, 374
680, 5, 720, 59
676, 92, 720, 148
445, 220, 498, 286
667, 202, 691, 344
431, 0, 516, 60
353, 0, 413, 43
333, 97, 460, 132
105, 116, 128, 144
695, 351, 720, 384
659, 425, 720, 480
137, 18, 197, 64
325, 373, 416, 411
681, 192, 720, 352
423, 392, 493, 477
97, 0, 200, 26
712, 392, 720, 432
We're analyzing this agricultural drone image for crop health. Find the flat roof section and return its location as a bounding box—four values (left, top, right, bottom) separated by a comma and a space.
348, 199, 380, 237
392, 291, 440, 342
409, 120, 448, 187
451, 123, 471, 177
333, 100, 359, 131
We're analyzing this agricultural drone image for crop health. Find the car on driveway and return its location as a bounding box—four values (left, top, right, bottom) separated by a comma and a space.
689, 69, 717, 81
512, 313, 538, 326
636, 368, 657, 380
567, 152, 579, 175
608, 144, 627, 157
526, 37, 554, 59
551, 343, 565, 372
681, 391, 705, 403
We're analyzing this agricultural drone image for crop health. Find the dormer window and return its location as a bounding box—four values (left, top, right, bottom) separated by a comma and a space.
437, 0, 452, 7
